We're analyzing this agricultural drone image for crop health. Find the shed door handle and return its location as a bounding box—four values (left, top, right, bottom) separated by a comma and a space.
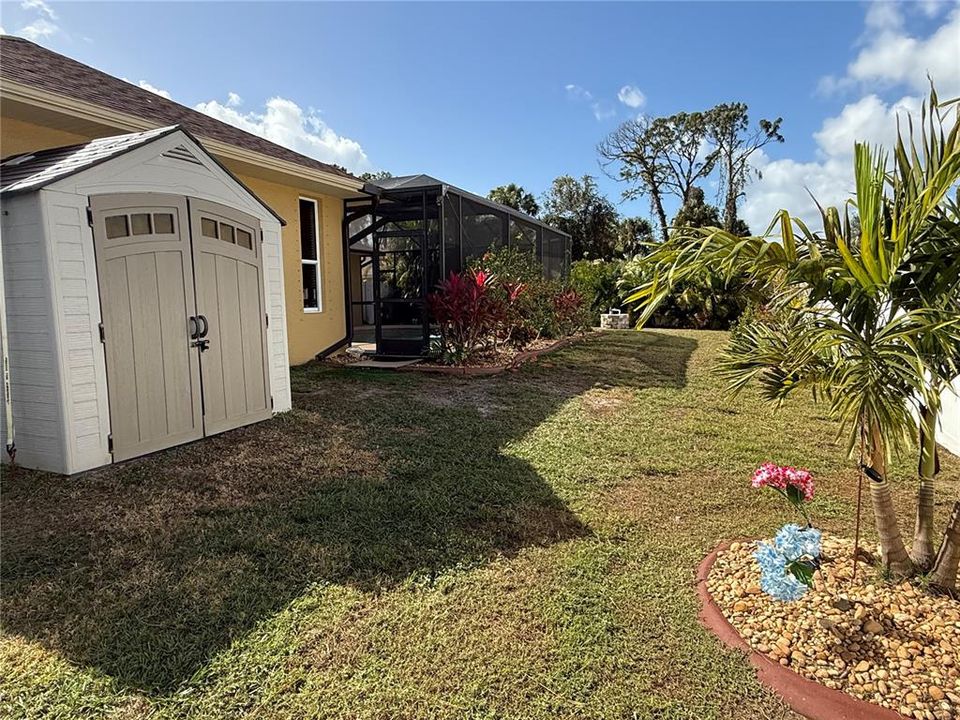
188, 316, 199, 340
197, 314, 209, 338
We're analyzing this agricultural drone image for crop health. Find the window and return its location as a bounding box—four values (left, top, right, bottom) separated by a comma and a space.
153, 213, 174, 234
105, 215, 129, 239
236, 228, 253, 249
131, 213, 152, 235
201, 217, 218, 239
299, 197, 321, 311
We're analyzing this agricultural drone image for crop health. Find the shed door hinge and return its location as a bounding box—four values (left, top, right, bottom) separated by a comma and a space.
265, 313, 269, 328
98, 323, 106, 343
270, 396, 274, 410
107, 434, 113, 453
86, 206, 94, 227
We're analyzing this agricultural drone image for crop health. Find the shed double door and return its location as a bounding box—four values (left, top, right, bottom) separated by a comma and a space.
91, 194, 271, 462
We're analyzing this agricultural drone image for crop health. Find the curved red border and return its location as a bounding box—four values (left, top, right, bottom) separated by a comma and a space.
697, 540, 908, 720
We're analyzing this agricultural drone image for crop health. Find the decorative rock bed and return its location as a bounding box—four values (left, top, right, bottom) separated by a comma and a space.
706, 535, 960, 720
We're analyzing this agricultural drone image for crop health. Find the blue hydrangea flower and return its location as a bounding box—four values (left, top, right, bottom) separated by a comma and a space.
754, 541, 787, 574
773, 524, 822, 562
752, 524, 822, 602
758, 564, 809, 601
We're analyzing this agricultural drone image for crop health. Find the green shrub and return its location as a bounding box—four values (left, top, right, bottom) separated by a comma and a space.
619, 257, 758, 330
470, 247, 589, 344
570, 260, 626, 324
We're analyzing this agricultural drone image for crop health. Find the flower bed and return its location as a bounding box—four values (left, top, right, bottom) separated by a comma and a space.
706, 535, 960, 720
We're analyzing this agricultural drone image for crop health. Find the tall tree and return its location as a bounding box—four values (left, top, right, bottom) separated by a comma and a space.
671, 186, 720, 230
541, 175, 620, 261
358, 170, 393, 183
707, 104, 784, 232
599, 111, 718, 241
617, 216, 656, 258
488, 183, 540, 216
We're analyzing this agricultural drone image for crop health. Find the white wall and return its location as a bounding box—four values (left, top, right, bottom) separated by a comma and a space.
0, 192, 68, 472
2, 129, 291, 474
941, 379, 960, 457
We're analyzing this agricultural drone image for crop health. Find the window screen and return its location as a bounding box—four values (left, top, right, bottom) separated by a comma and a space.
461, 198, 506, 264
300, 198, 321, 310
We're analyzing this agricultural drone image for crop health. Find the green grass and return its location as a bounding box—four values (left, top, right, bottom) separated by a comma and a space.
2, 330, 957, 719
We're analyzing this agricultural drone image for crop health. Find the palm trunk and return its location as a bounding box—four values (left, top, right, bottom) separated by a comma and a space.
930, 501, 960, 591
911, 403, 938, 571
866, 422, 914, 577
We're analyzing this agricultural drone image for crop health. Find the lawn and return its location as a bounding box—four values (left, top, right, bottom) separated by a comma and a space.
2, 330, 957, 719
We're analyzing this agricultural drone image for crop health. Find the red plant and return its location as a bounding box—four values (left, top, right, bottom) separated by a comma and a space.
427, 269, 506, 364
553, 288, 585, 335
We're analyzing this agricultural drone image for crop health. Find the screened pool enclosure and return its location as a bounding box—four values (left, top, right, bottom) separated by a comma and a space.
344, 175, 571, 357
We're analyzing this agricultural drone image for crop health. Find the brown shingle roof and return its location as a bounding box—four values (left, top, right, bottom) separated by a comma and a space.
0, 35, 357, 182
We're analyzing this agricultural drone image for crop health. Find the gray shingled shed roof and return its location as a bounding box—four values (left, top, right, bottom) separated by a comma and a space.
0, 126, 177, 195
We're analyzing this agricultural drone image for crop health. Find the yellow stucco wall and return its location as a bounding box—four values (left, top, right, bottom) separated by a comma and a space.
229, 172, 346, 365
1, 116, 346, 365
0, 115, 91, 155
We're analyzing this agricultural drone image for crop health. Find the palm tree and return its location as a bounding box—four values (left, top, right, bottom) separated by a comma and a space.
628, 88, 960, 583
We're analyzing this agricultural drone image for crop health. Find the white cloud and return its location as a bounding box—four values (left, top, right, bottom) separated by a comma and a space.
226, 92, 243, 108
742, 94, 933, 232
820, 3, 960, 98
592, 103, 616, 121
0, 26, 6, 35
16, 17, 57, 40
617, 85, 646, 109
744, 3, 959, 233
21, 0, 56, 20
565, 84, 593, 102
566, 83, 617, 122
134, 80, 171, 100
195, 95, 370, 172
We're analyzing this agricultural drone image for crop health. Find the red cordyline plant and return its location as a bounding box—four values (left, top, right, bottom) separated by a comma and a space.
427, 269, 506, 364
553, 288, 585, 336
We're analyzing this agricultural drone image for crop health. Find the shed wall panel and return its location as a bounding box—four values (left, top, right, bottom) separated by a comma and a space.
0, 193, 66, 472
42, 189, 112, 472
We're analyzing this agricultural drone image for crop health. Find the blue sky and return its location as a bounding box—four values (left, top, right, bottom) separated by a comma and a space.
2, 1, 958, 229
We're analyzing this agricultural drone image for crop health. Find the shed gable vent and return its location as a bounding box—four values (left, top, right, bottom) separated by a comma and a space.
162, 144, 203, 166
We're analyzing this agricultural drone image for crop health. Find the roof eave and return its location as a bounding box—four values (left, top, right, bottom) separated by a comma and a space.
0, 79, 366, 196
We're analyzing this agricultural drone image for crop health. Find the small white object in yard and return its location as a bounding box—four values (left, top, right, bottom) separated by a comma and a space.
600, 308, 630, 330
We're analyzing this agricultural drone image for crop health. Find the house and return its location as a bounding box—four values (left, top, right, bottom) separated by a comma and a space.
0, 36, 570, 473
0, 35, 362, 366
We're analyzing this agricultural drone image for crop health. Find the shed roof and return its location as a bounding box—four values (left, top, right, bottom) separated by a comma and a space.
0, 125, 285, 224
0, 126, 177, 195
0, 35, 357, 183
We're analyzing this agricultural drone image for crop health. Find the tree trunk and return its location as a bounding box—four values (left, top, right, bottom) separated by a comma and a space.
866, 422, 915, 577
912, 403, 938, 571
652, 194, 669, 243
930, 501, 960, 591
723, 155, 737, 232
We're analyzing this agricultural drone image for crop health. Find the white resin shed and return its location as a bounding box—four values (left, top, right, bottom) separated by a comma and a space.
0, 126, 292, 475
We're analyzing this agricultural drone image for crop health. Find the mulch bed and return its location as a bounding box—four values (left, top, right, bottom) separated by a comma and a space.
700, 535, 960, 720
331, 332, 596, 375
406, 334, 589, 375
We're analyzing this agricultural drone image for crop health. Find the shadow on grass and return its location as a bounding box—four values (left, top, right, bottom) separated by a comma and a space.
0, 330, 696, 694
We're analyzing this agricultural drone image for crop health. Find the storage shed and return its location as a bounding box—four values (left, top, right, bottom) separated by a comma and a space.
0, 126, 292, 474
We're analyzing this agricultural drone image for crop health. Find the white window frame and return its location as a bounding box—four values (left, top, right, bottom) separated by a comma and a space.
299, 196, 322, 313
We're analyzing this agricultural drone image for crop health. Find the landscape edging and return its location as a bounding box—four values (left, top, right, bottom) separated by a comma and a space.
696, 540, 908, 720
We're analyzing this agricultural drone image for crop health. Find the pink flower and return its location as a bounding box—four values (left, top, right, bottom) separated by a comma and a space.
752, 462, 815, 501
